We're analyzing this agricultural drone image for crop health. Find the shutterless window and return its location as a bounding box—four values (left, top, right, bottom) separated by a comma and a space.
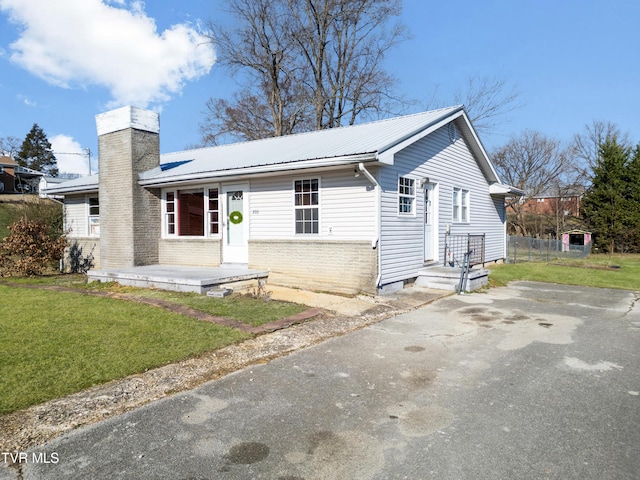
453, 187, 469, 222
398, 176, 415, 214
165, 192, 176, 234
294, 179, 319, 234
88, 196, 99, 235
207, 188, 219, 235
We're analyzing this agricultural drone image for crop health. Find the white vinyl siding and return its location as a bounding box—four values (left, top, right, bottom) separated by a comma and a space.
64, 195, 94, 237
379, 122, 505, 286
249, 169, 376, 240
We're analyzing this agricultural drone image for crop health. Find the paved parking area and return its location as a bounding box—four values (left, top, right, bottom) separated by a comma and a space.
5, 282, 640, 479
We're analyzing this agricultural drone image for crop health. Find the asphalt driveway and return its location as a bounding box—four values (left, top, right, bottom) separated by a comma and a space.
7, 281, 640, 479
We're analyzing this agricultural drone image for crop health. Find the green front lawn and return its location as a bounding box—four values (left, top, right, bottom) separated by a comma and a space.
488, 254, 640, 291
0, 278, 306, 415
127, 290, 306, 327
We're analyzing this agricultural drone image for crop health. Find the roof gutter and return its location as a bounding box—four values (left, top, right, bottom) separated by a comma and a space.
44, 184, 99, 195
139, 152, 378, 188
358, 162, 382, 290
489, 183, 525, 197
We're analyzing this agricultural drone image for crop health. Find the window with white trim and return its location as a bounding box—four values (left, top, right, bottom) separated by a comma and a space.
398, 176, 415, 215
164, 187, 220, 237
294, 179, 319, 234
453, 187, 470, 222
88, 196, 99, 235
207, 188, 220, 235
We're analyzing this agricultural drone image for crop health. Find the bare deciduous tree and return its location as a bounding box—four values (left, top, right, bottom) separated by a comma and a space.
201, 0, 406, 145
453, 74, 523, 136
492, 130, 571, 236
424, 74, 524, 137
572, 120, 631, 183
0, 136, 21, 158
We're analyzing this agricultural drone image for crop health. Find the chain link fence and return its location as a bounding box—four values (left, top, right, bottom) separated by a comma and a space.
506, 235, 591, 263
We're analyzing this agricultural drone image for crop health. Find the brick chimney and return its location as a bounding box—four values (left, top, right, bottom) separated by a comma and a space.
96, 106, 161, 268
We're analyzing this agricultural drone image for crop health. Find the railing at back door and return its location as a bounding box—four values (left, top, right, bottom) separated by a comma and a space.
444, 233, 485, 268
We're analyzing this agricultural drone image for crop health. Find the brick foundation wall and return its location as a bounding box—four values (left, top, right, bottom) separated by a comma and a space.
249, 240, 378, 294
159, 238, 221, 266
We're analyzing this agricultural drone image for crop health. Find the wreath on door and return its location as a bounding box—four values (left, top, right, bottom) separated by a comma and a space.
229, 211, 243, 224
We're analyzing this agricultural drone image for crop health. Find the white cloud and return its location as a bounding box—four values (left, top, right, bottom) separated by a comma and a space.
0, 0, 216, 108
50, 134, 95, 176
17, 93, 36, 106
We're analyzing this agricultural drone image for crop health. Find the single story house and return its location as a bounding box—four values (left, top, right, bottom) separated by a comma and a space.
45, 105, 521, 294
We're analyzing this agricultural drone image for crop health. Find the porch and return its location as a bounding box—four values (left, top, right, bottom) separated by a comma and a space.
87, 264, 269, 295
415, 233, 489, 292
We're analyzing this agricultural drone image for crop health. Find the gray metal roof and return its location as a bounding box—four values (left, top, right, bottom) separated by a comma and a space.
141, 105, 464, 184
44, 174, 98, 194
47, 105, 512, 194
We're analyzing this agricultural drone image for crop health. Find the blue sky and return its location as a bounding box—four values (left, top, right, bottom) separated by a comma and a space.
0, 0, 638, 175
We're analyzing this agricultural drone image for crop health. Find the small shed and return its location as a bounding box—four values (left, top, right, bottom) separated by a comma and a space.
562, 229, 591, 251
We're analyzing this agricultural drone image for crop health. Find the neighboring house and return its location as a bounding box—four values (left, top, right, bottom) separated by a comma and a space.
0, 155, 44, 193
45, 105, 521, 294
520, 186, 585, 217
39, 176, 68, 199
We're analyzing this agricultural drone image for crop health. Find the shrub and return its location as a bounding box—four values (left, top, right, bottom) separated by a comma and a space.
0, 217, 67, 276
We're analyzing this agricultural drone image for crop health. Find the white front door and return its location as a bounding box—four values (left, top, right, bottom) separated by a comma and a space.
424, 183, 435, 262
222, 184, 249, 264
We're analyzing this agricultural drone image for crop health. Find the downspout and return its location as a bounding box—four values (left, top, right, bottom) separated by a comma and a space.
358, 162, 382, 290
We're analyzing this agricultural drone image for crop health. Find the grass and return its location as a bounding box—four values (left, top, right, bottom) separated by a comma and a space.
131, 290, 307, 326
0, 285, 251, 414
488, 254, 640, 291
0, 275, 307, 414
0, 201, 22, 240
1, 274, 307, 326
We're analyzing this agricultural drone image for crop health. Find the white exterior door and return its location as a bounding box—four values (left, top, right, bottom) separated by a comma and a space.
424, 183, 435, 262
222, 184, 249, 264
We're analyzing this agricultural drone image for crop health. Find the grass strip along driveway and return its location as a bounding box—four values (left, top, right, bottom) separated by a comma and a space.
488, 253, 640, 291
0, 278, 307, 415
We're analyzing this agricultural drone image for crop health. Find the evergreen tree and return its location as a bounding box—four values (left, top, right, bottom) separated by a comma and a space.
624, 144, 640, 251
582, 137, 631, 253
15, 124, 58, 176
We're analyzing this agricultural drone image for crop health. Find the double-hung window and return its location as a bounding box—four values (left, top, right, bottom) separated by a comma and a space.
453, 187, 470, 222
294, 179, 319, 234
398, 176, 415, 215
88, 196, 99, 235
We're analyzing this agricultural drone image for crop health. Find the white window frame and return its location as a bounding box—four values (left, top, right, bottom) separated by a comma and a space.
453, 187, 470, 223
162, 186, 220, 238
87, 195, 99, 236
398, 176, 416, 216
293, 178, 320, 235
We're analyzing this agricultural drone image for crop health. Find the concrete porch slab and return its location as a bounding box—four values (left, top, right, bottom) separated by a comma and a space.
87, 265, 269, 294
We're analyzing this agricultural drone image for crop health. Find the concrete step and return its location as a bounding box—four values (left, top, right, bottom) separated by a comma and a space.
415, 266, 489, 292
